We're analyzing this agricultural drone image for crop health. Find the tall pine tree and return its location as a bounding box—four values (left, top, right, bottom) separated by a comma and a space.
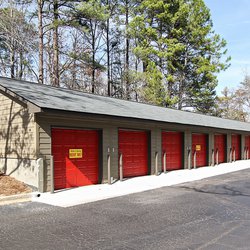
129, 0, 230, 113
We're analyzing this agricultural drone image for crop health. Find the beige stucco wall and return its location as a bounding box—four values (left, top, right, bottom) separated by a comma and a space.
0, 92, 38, 187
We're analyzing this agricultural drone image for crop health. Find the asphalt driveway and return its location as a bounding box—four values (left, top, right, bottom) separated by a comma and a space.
1, 168, 250, 250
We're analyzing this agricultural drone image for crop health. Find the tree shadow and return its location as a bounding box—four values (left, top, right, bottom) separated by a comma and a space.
0, 97, 34, 176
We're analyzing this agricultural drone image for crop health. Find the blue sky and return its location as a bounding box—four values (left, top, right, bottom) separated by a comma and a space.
204, 0, 250, 94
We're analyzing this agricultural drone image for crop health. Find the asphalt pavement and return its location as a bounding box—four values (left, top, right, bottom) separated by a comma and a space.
1, 168, 250, 250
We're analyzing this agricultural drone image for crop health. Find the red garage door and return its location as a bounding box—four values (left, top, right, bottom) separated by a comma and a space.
245, 135, 250, 159
119, 130, 148, 178
232, 134, 241, 160
192, 133, 207, 167
162, 131, 183, 170
214, 134, 226, 164
52, 128, 99, 190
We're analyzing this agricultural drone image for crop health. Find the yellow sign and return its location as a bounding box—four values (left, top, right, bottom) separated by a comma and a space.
196, 145, 201, 151
69, 149, 83, 159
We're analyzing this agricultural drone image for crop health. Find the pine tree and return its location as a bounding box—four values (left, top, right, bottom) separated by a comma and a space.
129, 0, 230, 113
143, 62, 168, 106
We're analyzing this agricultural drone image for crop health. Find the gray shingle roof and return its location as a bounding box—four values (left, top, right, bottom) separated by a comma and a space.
0, 77, 250, 132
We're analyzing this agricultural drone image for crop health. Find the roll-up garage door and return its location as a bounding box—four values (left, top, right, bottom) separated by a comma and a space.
118, 130, 148, 178
162, 131, 183, 170
52, 128, 99, 190
214, 134, 226, 164
192, 133, 208, 167
231, 134, 241, 161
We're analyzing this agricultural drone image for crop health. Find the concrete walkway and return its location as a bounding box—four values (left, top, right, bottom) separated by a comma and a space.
33, 160, 250, 208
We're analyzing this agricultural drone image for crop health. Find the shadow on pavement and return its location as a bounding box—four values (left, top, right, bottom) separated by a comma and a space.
178, 184, 250, 197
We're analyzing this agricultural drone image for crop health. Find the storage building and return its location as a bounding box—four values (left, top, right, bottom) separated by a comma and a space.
0, 77, 250, 192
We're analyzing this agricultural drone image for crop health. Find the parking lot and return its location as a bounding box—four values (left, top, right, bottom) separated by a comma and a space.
1, 166, 250, 250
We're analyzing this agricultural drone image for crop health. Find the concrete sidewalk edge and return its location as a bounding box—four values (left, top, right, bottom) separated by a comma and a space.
33, 161, 250, 208
0, 192, 40, 205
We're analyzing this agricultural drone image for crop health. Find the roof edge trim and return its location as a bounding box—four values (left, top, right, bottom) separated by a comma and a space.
0, 86, 41, 113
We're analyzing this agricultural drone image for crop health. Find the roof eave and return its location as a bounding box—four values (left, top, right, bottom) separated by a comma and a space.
0, 86, 42, 113
39, 107, 250, 132
27, 102, 42, 113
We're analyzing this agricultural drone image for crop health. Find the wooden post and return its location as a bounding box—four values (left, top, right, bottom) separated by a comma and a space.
119, 153, 123, 181
50, 155, 54, 193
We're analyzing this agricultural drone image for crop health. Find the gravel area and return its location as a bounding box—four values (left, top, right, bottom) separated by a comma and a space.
0, 174, 32, 197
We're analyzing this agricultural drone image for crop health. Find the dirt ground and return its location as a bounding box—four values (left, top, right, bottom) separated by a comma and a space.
0, 174, 32, 196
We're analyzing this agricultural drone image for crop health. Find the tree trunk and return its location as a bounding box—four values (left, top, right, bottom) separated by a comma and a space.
91, 22, 96, 94
106, 8, 111, 96
10, 49, 15, 78
46, 30, 54, 84
91, 75, 95, 93
142, 62, 147, 72
71, 37, 77, 89
125, 0, 129, 100
53, 0, 59, 87
18, 51, 23, 79
177, 49, 188, 110
38, 0, 44, 84
71, 60, 77, 89
10, 8, 15, 78
91, 49, 95, 93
